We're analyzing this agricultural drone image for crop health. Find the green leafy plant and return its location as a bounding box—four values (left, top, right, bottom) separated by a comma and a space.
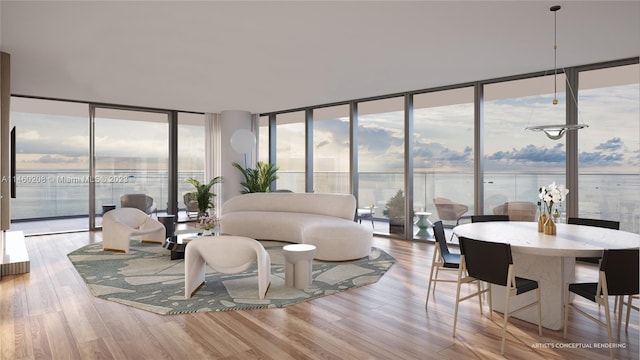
185, 176, 223, 214
384, 189, 405, 234
232, 161, 279, 193
383, 189, 405, 220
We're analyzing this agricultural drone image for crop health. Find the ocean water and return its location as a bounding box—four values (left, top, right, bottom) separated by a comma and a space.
10, 170, 639, 233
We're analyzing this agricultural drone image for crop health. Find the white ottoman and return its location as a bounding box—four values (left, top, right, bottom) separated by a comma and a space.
283, 244, 317, 289
184, 235, 271, 299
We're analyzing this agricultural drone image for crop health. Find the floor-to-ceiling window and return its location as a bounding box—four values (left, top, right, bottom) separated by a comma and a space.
484, 74, 567, 219
577, 63, 640, 232
357, 97, 405, 235
413, 87, 474, 232
275, 111, 305, 192
92, 107, 169, 227
313, 105, 350, 194
177, 112, 205, 220
9, 98, 90, 233
258, 115, 270, 164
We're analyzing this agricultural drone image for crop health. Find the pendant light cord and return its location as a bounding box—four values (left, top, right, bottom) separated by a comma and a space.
552, 5, 560, 105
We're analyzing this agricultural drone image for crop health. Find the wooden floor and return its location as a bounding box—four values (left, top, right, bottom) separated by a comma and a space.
1, 232, 638, 360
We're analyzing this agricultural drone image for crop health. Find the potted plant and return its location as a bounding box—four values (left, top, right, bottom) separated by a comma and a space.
232, 161, 279, 193
383, 189, 405, 234
185, 176, 223, 218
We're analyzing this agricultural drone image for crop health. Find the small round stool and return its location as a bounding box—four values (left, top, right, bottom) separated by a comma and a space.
283, 244, 317, 289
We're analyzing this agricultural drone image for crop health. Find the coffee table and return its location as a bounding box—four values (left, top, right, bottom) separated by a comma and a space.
163, 233, 200, 260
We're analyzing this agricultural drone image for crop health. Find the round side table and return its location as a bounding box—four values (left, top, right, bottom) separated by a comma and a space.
415, 211, 433, 238
283, 244, 317, 289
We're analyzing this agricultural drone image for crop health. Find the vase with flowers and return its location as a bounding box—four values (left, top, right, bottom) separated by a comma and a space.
537, 200, 546, 232
538, 182, 569, 235
197, 213, 220, 236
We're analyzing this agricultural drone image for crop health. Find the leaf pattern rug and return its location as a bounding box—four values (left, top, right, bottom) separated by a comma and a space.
68, 240, 395, 315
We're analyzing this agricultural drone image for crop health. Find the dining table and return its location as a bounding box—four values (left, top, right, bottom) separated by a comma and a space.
453, 221, 640, 330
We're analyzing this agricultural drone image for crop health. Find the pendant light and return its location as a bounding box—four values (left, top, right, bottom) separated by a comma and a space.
525, 5, 588, 140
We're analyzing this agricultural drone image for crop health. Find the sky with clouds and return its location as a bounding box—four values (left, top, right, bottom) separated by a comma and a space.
11, 81, 639, 177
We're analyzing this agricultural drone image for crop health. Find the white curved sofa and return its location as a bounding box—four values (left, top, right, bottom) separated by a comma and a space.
220, 193, 373, 261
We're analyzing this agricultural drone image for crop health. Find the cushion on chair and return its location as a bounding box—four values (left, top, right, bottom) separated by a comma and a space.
515, 276, 539, 295
568, 282, 598, 302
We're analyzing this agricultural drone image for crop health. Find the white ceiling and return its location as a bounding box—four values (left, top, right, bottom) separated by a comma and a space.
1, 1, 639, 114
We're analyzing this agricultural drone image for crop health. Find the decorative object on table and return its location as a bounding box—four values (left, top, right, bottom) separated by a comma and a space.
384, 189, 405, 234
68, 240, 395, 315
185, 176, 223, 218
231, 161, 279, 193
197, 213, 220, 236
538, 182, 569, 235
524, 5, 588, 140
537, 201, 546, 232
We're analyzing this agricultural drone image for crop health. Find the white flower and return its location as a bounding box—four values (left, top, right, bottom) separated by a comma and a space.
539, 182, 569, 213
197, 213, 220, 230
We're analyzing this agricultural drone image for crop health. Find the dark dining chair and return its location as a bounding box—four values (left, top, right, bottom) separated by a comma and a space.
568, 218, 620, 264
453, 236, 542, 355
425, 221, 461, 308
471, 215, 509, 223
563, 248, 639, 360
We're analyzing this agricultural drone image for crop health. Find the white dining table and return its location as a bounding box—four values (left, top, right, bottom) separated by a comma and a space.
453, 221, 640, 330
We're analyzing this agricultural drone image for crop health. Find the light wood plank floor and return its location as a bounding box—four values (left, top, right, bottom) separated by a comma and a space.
1, 232, 638, 359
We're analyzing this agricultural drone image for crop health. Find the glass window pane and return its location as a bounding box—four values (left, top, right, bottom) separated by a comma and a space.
258, 115, 269, 164
413, 87, 474, 233
275, 111, 305, 192
10, 98, 89, 233
484, 74, 567, 219
578, 64, 639, 232
178, 112, 205, 221
313, 105, 350, 194
94, 108, 169, 225
357, 97, 404, 236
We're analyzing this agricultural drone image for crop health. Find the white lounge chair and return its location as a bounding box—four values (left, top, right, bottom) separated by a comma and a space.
102, 207, 165, 253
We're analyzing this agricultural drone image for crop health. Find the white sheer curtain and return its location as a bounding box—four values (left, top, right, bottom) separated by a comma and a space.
205, 112, 222, 211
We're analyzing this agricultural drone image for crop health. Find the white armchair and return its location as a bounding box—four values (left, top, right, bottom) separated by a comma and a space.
102, 208, 166, 253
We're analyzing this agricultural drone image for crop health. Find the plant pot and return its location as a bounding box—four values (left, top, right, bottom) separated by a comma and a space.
389, 217, 405, 234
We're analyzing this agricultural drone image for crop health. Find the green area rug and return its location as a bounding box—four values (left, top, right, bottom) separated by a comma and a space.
68, 240, 395, 315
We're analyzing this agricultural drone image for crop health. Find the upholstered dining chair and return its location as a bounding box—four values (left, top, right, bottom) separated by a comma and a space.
453, 236, 542, 355
102, 207, 166, 253
120, 193, 157, 215
425, 221, 461, 308
433, 197, 469, 226
492, 201, 538, 222
563, 248, 639, 360
471, 215, 510, 223
568, 218, 620, 265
